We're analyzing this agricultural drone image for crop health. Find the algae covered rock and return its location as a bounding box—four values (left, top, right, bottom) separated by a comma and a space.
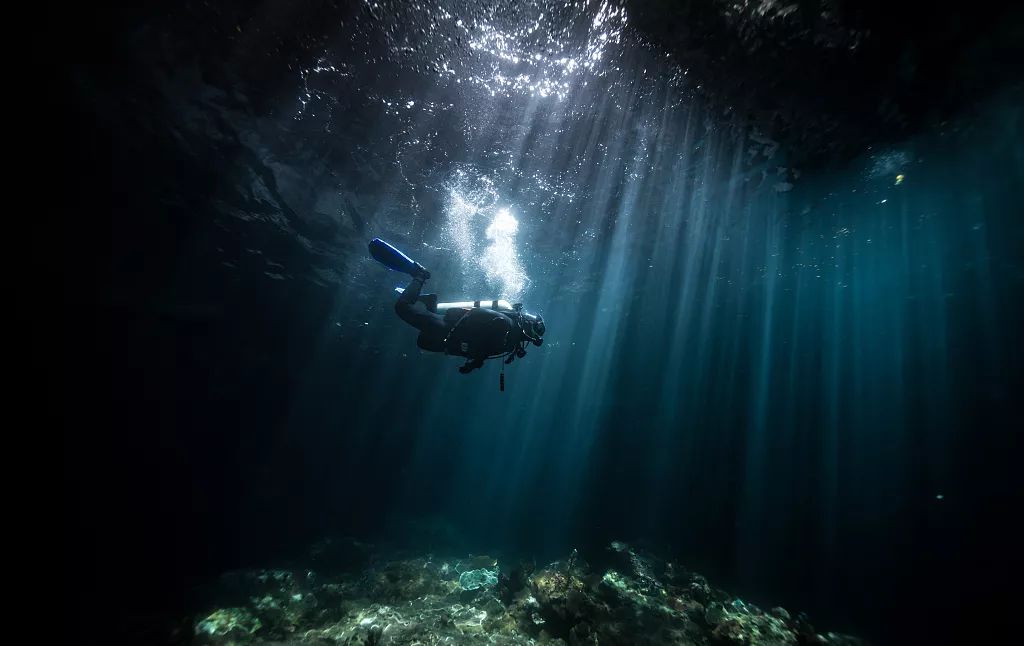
363, 557, 460, 601
185, 540, 868, 646
194, 607, 262, 644
459, 566, 499, 590
705, 597, 801, 645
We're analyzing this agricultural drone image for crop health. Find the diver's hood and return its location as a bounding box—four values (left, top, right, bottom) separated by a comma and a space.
517, 309, 545, 342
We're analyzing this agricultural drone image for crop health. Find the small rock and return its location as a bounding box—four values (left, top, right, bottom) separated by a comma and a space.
194, 607, 262, 643
705, 602, 727, 626
772, 606, 791, 621
459, 567, 499, 590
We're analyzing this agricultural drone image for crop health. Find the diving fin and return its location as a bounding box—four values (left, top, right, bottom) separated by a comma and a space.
369, 238, 429, 278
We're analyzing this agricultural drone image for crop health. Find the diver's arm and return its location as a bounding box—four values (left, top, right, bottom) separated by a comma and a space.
458, 358, 485, 374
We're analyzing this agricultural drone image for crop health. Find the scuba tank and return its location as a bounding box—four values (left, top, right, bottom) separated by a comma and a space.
392, 288, 512, 314
434, 298, 514, 313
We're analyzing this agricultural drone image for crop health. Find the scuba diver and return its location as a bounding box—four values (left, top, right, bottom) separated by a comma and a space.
369, 238, 545, 386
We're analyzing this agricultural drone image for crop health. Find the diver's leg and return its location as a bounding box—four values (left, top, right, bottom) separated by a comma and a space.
395, 277, 445, 332
398, 276, 425, 305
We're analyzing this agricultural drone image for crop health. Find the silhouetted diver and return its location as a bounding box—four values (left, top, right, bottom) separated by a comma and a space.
369, 238, 544, 383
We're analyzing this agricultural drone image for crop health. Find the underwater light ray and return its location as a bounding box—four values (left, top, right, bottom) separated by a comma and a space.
549, 137, 654, 529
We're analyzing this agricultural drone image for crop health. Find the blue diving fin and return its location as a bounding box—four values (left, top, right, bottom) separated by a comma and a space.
368, 238, 426, 276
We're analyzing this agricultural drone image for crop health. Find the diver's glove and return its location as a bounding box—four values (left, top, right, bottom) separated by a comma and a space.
458, 358, 484, 374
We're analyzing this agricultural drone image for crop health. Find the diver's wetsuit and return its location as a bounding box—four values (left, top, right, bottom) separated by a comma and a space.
395, 276, 520, 372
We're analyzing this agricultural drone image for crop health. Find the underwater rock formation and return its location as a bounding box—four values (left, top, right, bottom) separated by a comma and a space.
189, 541, 867, 645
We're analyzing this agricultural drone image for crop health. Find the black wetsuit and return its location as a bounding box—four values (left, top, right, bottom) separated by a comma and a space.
395, 276, 520, 371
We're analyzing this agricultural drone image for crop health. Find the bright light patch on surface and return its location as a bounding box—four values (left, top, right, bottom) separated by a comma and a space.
454, 0, 627, 100
296, 58, 349, 120
295, 0, 633, 125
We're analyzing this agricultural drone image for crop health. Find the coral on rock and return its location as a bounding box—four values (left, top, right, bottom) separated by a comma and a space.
189, 541, 868, 645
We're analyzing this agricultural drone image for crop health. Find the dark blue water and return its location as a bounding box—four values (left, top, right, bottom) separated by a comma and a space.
66, 2, 1022, 644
